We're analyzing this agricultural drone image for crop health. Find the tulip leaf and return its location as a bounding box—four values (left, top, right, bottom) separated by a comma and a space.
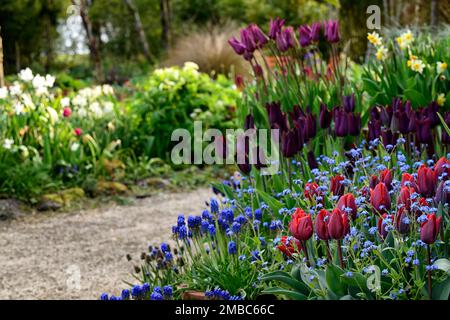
261, 271, 310, 295
261, 287, 308, 300
339, 295, 354, 300
325, 264, 347, 297
256, 189, 283, 213
432, 277, 450, 300
211, 182, 235, 200
437, 112, 450, 137
433, 259, 450, 274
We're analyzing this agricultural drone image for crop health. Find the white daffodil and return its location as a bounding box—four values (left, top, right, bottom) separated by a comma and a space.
437, 62, 448, 74
14, 102, 25, 115
45, 74, 56, 88
367, 32, 383, 46
9, 82, 22, 96
410, 59, 425, 74
3, 138, 14, 150
0, 87, 8, 99
19, 68, 34, 82
61, 97, 71, 108
47, 106, 59, 124
32, 74, 46, 89
376, 46, 388, 61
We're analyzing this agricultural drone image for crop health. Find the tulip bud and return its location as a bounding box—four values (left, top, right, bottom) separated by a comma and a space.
277, 236, 302, 257
319, 103, 332, 129
282, 129, 300, 158
315, 209, 330, 240
337, 193, 357, 220
298, 25, 312, 47
434, 157, 450, 183
370, 182, 391, 213
330, 175, 345, 196
276, 27, 295, 52
244, 114, 254, 130
369, 175, 379, 190
434, 180, 450, 206
307, 151, 318, 170
343, 94, 355, 113
74, 128, 82, 136
397, 186, 412, 210
379, 168, 393, 190
289, 208, 313, 241
249, 24, 268, 48
327, 208, 349, 240
377, 213, 394, 239
63, 107, 72, 118
311, 22, 321, 42
304, 182, 320, 200
420, 214, 442, 244
228, 37, 246, 55
269, 17, 284, 40
324, 20, 340, 43
395, 207, 410, 234
417, 165, 436, 198
401, 172, 418, 190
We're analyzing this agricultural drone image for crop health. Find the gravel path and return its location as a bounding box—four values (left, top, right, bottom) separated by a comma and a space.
0, 188, 213, 300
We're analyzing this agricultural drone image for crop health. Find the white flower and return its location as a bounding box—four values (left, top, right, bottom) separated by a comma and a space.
77, 108, 88, 118
61, 97, 71, 107
437, 62, 448, 74
102, 84, 114, 95
367, 32, 382, 46
103, 101, 114, 114
47, 106, 59, 124
45, 74, 56, 88
22, 93, 35, 109
70, 142, 80, 152
0, 87, 8, 99
376, 46, 388, 61
19, 68, 33, 82
90, 102, 103, 117
3, 138, 14, 150
184, 62, 199, 71
9, 82, 22, 95
14, 102, 25, 115
18, 145, 29, 158
32, 74, 46, 89
410, 59, 426, 74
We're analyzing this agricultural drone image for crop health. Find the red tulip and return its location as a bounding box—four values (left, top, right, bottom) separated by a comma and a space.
277, 236, 302, 257
327, 208, 349, 240
315, 209, 330, 240
330, 175, 345, 196
304, 182, 320, 200
417, 165, 436, 197
414, 197, 429, 217
63, 107, 72, 118
337, 193, 357, 220
289, 208, 313, 241
377, 213, 394, 239
370, 182, 391, 213
379, 169, 393, 190
420, 214, 442, 244
434, 157, 450, 183
397, 186, 412, 210
74, 128, 82, 136
395, 207, 410, 234
401, 172, 418, 190
369, 175, 379, 189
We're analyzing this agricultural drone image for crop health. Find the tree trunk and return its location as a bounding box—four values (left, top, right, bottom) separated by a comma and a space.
75, 0, 104, 83
0, 27, 4, 87
15, 41, 21, 73
123, 0, 153, 62
160, 0, 169, 50
430, 0, 438, 27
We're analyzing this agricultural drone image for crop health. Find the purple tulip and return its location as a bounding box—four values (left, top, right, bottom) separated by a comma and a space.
319, 103, 332, 129
334, 108, 348, 137
416, 117, 432, 144
324, 20, 340, 43
343, 94, 355, 113
282, 129, 301, 158
228, 37, 246, 55
298, 25, 312, 47
381, 129, 394, 148
348, 112, 361, 136
269, 18, 285, 39
305, 111, 317, 140
368, 119, 381, 142
307, 151, 318, 169
311, 22, 321, 42
276, 27, 295, 52
240, 28, 256, 53
266, 102, 287, 132
249, 24, 268, 48
244, 114, 255, 130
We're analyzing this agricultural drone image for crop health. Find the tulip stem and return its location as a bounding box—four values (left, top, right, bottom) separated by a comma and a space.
287, 159, 292, 190
337, 240, 344, 269
302, 240, 310, 267
427, 245, 433, 300
325, 240, 332, 263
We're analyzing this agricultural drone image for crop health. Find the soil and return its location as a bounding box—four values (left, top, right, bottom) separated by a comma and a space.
0, 188, 213, 300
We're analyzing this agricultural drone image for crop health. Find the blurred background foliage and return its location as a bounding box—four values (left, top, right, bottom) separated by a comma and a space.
1, 0, 449, 83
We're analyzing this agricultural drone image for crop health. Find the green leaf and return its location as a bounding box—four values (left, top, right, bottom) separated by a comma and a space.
433, 259, 450, 274
325, 265, 347, 297
432, 277, 450, 300
211, 182, 235, 200
261, 271, 310, 295
256, 189, 283, 213
261, 287, 308, 300
403, 89, 428, 107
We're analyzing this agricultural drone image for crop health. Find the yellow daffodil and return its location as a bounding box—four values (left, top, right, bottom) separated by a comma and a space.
367, 32, 383, 46
376, 46, 388, 61
397, 30, 414, 50
410, 59, 425, 74
437, 62, 448, 74
407, 54, 418, 67
437, 93, 446, 106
